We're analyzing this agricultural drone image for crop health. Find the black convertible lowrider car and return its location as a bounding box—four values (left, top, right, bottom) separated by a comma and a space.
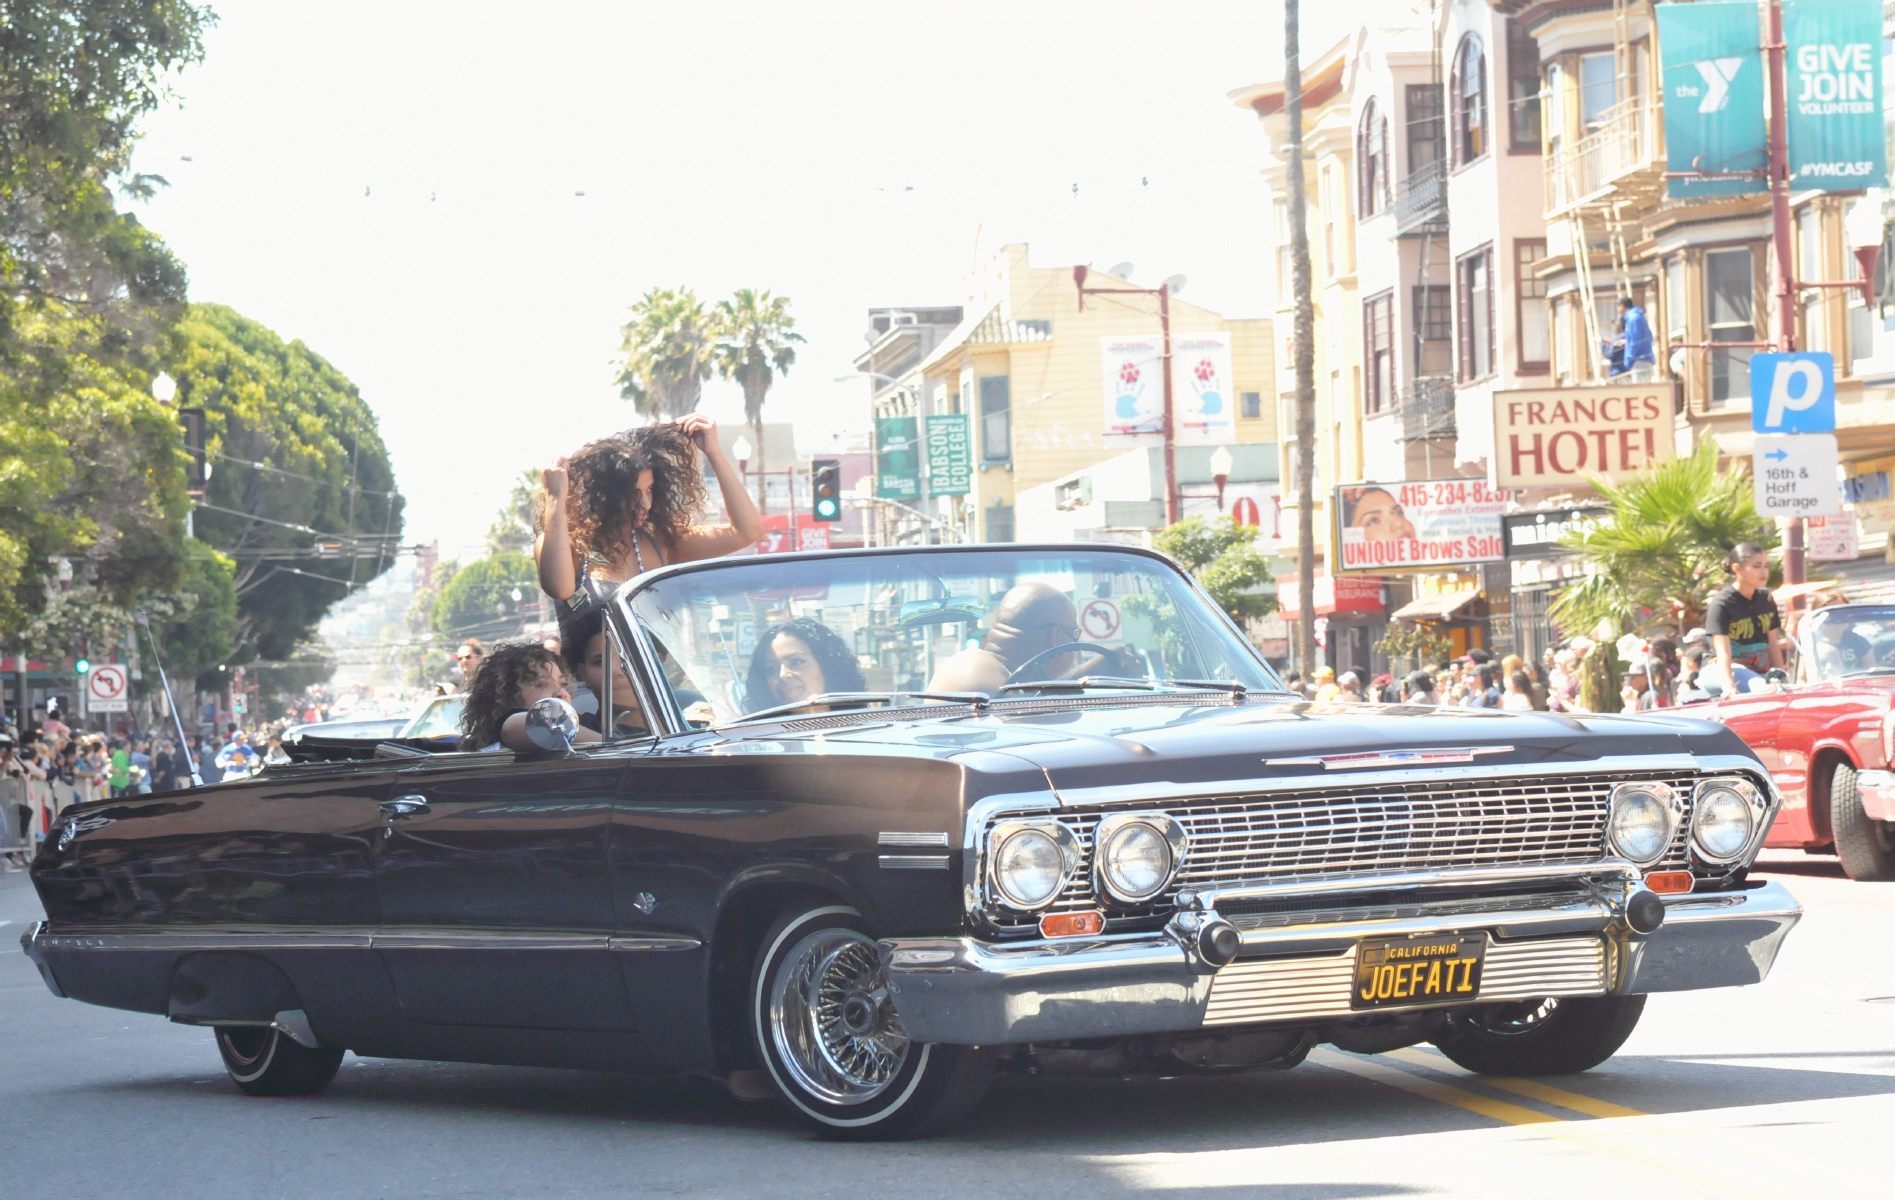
22, 544, 1801, 1137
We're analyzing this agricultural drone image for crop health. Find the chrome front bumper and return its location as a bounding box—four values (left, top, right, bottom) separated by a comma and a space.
880, 875, 1803, 1046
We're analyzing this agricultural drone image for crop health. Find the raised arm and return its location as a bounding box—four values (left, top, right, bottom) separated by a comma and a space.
667, 413, 765, 564
534, 457, 582, 600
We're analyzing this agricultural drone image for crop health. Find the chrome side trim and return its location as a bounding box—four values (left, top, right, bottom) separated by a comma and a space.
372, 930, 607, 951
30, 927, 376, 951
20, 921, 64, 998
879, 855, 951, 870
1180, 860, 1641, 910
880, 831, 951, 847
607, 936, 703, 952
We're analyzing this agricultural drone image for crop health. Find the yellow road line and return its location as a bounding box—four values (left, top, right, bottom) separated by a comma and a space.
1385, 1047, 1650, 1119
1308, 1048, 1562, 1126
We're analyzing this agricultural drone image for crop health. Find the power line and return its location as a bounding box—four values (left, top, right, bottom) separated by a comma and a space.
213, 450, 398, 497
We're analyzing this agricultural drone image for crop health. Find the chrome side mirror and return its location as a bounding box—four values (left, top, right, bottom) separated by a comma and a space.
525, 697, 579, 751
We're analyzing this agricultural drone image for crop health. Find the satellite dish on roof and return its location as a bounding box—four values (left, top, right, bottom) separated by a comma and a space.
1162, 274, 1188, 296
1106, 262, 1135, 280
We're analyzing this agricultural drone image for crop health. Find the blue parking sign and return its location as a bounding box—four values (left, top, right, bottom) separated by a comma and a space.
1750, 351, 1835, 433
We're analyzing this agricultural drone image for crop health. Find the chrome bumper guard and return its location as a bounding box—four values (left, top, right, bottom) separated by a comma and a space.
880, 866, 1802, 1046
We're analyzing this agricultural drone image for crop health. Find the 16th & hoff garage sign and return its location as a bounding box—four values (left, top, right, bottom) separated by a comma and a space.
1492, 382, 1677, 490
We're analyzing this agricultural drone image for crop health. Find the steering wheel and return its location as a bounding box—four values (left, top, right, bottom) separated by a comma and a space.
1006, 641, 1138, 684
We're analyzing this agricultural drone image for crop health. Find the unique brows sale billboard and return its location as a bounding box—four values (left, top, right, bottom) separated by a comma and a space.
1335, 480, 1511, 572
1492, 382, 1676, 490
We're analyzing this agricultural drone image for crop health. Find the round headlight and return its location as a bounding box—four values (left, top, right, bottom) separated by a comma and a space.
993, 827, 1067, 909
1609, 785, 1677, 865
1692, 783, 1757, 862
1101, 823, 1172, 902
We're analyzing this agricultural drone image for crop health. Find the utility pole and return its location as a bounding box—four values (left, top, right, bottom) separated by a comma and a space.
1285, 0, 1319, 676
1764, 0, 1804, 585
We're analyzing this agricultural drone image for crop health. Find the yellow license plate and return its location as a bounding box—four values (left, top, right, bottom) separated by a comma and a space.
1351, 932, 1486, 1010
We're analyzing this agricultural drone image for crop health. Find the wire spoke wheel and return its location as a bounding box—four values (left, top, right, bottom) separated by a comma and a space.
770, 928, 910, 1105
1466, 997, 1561, 1036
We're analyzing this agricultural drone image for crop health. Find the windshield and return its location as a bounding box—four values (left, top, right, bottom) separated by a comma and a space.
627, 548, 1278, 725
1800, 607, 1895, 682
400, 695, 467, 739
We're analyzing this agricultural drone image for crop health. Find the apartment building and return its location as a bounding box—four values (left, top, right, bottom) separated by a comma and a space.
890, 243, 1275, 546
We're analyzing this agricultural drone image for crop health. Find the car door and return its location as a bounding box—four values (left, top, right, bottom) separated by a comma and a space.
369, 753, 638, 1031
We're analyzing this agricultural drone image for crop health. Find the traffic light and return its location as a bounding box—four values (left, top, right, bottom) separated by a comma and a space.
811, 459, 842, 523
75, 638, 89, 675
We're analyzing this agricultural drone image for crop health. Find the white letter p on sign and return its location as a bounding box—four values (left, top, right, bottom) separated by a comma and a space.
1766, 358, 1824, 429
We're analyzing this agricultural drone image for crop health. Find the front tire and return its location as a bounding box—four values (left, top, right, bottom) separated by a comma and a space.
215, 1026, 345, 1097
1830, 761, 1895, 882
750, 905, 992, 1140
1432, 994, 1645, 1075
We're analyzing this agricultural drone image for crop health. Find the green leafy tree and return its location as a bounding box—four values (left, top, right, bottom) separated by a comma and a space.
615, 287, 714, 417
430, 553, 537, 643
0, 1, 210, 358
1, 311, 194, 638
1550, 440, 1776, 636
712, 289, 802, 501
1152, 516, 1277, 622
173, 303, 405, 666
485, 470, 541, 556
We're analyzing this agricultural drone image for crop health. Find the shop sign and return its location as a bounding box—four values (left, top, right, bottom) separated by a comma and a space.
1334, 480, 1510, 572
1503, 507, 1608, 559
875, 416, 920, 500
1753, 432, 1842, 516
1785, 0, 1888, 188
755, 515, 831, 555
1276, 573, 1385, 619
1171, 332, 1236, 446
1655, 1, 1768, 197
1493, 383, 1674, 489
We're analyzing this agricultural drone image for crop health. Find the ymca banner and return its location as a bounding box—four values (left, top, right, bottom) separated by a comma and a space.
1656, 2, 1767, 197
1785, 0, 1888, 188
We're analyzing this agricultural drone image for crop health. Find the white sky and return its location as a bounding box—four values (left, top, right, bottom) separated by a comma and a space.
129, 0, 1410, 559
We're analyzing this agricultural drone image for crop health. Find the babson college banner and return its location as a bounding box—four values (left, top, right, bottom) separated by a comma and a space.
1657, 2, 1767, 197
1785, 0, 1888, 188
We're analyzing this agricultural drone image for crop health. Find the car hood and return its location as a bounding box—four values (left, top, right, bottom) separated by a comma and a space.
784, 697, 1755, 794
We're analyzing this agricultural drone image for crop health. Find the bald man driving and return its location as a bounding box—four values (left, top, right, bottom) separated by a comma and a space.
927, 582, 1082, 695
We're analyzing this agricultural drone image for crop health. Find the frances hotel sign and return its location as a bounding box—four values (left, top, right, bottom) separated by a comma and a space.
1492, 382, 1676, 490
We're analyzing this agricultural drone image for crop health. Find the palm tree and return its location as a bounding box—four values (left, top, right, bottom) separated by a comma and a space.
1550, 440, 1780, 636
1283, 0, 1318, 676
712, 289, 803, 506
615, 287, 714, 418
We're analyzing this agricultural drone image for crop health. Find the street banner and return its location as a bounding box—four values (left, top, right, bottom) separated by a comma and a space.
924, 413, 971, 496
1656, 2, 1767, 197
1785, 0, 1888, 188
1171, 332, 1237, 446
1102, 335, 1164, 438
1493, 382, 1675, 489
875, 416, 920, 500
1750, 351, 1836, 432
755, 514, 831, 555
1334, 480, 1511, 572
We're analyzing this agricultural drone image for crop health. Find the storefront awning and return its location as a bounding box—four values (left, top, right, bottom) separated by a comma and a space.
1391, 588, 1482, 622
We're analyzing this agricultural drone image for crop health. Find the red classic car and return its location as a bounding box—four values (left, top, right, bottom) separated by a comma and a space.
1694, 603, 1895, 880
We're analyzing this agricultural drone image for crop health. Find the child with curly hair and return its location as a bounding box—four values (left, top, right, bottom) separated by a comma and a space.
535, 414, 762, 616
459, 639, 577, 752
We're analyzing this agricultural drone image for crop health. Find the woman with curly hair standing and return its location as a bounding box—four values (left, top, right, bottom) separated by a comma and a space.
536, 413, 763, 614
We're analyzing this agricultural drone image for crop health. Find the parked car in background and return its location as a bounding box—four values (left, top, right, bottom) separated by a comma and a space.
23, 545, 1801, 1138
1689, 603, 1895, 880
280, 695, 467, 755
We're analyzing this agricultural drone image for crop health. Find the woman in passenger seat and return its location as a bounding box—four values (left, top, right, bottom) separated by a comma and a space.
744, 619, 865, 713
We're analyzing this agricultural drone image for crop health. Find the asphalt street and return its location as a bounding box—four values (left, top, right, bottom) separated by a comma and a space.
3, 850, 1888, 1200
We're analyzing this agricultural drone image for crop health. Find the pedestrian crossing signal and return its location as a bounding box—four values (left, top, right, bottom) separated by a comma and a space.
812, 459, 842, 523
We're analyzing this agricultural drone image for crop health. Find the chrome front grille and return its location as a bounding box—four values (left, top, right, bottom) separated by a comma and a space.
989, 772, 1702, 928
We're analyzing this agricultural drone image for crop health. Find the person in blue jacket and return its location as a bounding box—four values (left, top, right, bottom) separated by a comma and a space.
1613, 295, 1656, 381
